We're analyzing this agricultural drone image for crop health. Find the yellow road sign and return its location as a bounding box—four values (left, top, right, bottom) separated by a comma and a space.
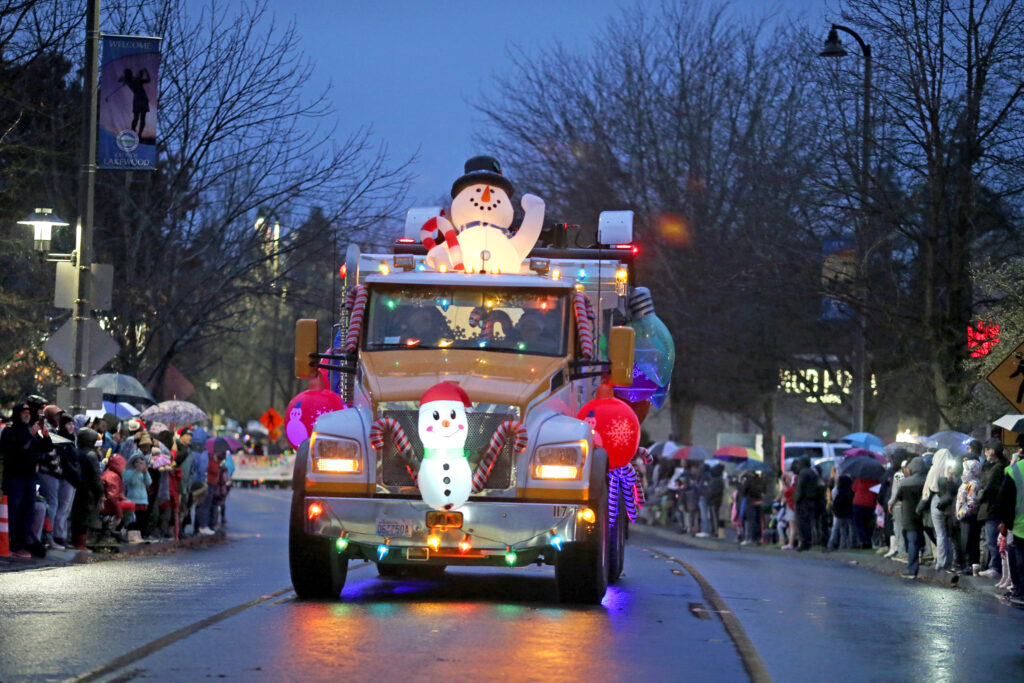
987, 341, 1024, 411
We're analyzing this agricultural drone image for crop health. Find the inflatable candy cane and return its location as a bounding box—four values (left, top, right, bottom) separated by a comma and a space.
421, 214, 465, 271
369, 416, 417, 484
573, 290, 595, 359
471, 421, 527, 493
343, 285, 368, 353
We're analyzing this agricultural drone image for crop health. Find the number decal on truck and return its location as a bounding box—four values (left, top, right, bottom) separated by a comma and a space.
553, 505, 569, 517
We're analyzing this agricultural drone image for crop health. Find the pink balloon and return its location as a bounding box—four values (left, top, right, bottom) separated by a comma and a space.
284, 389, 346, 448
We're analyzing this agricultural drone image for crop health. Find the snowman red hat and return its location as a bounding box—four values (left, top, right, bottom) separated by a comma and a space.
451, 156, 515, 199
420, 382, 472, 409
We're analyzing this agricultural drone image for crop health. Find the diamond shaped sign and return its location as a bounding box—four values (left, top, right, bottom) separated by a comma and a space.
43, 317, 120, 376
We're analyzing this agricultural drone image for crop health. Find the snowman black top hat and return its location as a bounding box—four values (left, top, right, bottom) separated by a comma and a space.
451, 155, 515, 199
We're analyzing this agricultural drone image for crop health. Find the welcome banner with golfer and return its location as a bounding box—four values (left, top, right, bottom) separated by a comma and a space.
98, 34, 162, 170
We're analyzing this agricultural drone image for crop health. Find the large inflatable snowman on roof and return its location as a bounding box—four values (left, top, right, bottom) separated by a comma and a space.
421, 156, 545, 274
417, 382, 474, 510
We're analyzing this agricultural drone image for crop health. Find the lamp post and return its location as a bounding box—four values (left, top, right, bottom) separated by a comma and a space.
820, 24, 872, 433
18, 208, 69, 253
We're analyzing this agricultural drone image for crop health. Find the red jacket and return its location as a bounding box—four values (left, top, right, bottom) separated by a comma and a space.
207, 456, 221, 485
852, 478, 880, 507
100, 454, 131, 516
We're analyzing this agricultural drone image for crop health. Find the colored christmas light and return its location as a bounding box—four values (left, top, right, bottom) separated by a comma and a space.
459, 535, 472, 554
550, 529, 563, 551
307, 501, 323, 520
427, 534, 442, 551
505, 546, 517, 567
377, 540, 390, 561
335, 534, 349, 552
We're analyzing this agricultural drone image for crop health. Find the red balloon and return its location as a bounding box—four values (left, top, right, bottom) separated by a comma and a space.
577, 390, 641, 469
284, 389, 346, 448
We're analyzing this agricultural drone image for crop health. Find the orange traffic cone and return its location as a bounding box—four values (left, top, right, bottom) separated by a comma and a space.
0, 495, 10, 557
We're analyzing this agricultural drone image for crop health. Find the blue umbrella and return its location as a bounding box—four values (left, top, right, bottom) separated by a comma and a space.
102, 400, 140, 419
839, 432, 885, 453
926, 431, 973, 456
735, 459, 772, 473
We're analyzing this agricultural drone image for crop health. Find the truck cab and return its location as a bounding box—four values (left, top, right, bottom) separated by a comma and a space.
289, 212, 642, 603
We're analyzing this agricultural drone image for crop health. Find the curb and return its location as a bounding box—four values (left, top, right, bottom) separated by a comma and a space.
0, 532, 228, 573
630, 523, 1004, 597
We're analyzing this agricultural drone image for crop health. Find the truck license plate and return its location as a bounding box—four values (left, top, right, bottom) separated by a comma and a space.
376, 518, 413, 538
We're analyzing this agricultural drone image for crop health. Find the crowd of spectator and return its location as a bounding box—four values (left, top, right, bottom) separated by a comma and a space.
0, 396, 232, 559
638, 436, 1024, 608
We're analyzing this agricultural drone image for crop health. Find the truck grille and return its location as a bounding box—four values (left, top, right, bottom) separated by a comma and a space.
377, 406, 518, 492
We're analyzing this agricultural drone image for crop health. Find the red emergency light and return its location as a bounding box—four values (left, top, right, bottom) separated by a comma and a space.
396, 237, 416, 244
613, 244, 639, 256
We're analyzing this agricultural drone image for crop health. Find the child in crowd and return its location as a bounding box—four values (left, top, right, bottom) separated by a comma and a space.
122, 453, 152, 540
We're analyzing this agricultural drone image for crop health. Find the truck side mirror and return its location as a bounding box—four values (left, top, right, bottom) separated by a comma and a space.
295, 319, 319, 378
608, 326, 635, 386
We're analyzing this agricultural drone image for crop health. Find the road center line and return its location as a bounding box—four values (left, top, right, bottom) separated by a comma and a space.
68, 563, 368, 683
647, 547, 772, 683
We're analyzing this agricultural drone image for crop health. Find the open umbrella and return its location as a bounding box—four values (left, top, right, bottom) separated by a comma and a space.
148, 421, 170, 435
842, 447, 886, 464
673, 445, 711, 461
735, 459, 772, 473
884, 441, 926, 456
839, 432, 886, 452
925, 430, 974, 456
994, 414, 1024, 433
648, 441, 680, 458
87, 373, 155, 405
139, 400, 208, 425
245, 419, 269, 436
714, 446, 761, 462
207, 436, 243, 454
839, 455, 885, 480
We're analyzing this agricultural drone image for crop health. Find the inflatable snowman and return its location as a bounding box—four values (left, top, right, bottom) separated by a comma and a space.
420, 156, 545, 274
417, 382, 474, 511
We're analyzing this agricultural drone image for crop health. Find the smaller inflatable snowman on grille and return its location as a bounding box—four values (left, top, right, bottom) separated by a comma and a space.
417, 382, 474, 510
420, 156, 544, 274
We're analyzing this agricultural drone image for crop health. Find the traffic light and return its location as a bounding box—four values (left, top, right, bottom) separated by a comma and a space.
821, 429, 829, 439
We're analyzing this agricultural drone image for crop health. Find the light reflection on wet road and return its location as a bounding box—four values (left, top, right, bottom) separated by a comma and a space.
2, 488, 1022, 681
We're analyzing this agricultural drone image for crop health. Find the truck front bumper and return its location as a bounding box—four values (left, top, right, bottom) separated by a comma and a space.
305, 496, 597, 566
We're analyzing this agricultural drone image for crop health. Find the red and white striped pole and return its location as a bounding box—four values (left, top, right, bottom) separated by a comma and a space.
0, 495, 10, 557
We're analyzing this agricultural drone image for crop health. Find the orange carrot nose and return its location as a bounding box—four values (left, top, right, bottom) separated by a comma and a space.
442, 419, 450, 428
481, 186, 491, 202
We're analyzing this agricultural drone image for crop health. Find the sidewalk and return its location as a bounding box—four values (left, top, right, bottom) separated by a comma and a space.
631, 522, 1006, 600
0, 531, 227, 573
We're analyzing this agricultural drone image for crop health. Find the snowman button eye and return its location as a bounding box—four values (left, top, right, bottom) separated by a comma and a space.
432, 410, 439, 420
450, 410, 456, 419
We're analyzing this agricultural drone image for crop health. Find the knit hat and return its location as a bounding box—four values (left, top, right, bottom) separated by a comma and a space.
420, 381, 472, 408
450, 156, 515, 199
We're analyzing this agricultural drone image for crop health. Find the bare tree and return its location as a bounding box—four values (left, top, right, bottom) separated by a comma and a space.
479, 1, 828, 465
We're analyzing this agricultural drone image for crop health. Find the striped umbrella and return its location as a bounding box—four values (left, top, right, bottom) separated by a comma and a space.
713, 446, 762, 462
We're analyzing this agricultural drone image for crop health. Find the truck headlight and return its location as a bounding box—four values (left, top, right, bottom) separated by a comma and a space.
310, 433, 362, 474
532, 441, 587, 480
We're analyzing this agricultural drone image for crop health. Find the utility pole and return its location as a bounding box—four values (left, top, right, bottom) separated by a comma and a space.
70, 0, 100, 413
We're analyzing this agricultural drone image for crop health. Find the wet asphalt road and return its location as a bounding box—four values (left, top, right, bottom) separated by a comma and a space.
1, 488, 1023, 681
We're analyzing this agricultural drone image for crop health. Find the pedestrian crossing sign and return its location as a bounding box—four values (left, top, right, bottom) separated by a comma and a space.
986, 340, 1024, 412
259, 407, 284, 433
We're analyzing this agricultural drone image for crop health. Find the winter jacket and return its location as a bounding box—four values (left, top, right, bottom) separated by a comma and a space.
851, 478, 880, 508
977, 458, 1007, 522
71, 446, 105, 529
100, 454, 129, 516
956, 459, 982, 521
707, 469, 725, 506
191, 449, 209, 487
832, 475, 855, 518
0, 420, 51, 480
122, 454, 152, 506
207, 454, 221, 486
795, 461, 823, 503
897, 457, 928, 531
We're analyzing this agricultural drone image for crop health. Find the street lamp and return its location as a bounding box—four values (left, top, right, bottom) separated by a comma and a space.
18, 208, 69, 253
820, 23, 873, 433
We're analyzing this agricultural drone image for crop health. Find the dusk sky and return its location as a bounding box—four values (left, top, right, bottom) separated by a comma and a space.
281, 1, 830, 206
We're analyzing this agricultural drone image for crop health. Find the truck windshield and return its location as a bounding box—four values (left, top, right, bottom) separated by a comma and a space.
364, 285, 568, 356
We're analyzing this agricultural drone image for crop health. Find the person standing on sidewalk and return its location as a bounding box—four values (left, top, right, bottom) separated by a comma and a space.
923, 449, 955, 571
0, 402, 52, 558
897, 457, 928, 578
997, 452, 1024, 606
956, 458, 983, 574
978, 440, 1007, 578
794, 458, 822, 551
69, 428, 104, 550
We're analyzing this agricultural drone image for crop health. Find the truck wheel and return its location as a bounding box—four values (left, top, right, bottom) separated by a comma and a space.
289, 441, 348, 599
608, 495, 626, 584
556, 495, 609, 604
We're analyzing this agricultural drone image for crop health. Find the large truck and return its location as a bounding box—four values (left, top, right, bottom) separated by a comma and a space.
289, 209, 642, 603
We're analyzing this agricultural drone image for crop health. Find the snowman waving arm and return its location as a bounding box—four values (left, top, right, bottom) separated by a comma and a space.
510, 193, 545, 260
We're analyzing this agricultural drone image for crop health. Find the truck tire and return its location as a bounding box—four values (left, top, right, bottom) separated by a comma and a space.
289, 441, 348, 599
608, 493, 626, 584
556, 493, 609, 604
556, 449, 609, 604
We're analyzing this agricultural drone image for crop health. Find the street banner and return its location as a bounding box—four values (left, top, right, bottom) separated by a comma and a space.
98, 34, 162, 170
821, 237, 855, 321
